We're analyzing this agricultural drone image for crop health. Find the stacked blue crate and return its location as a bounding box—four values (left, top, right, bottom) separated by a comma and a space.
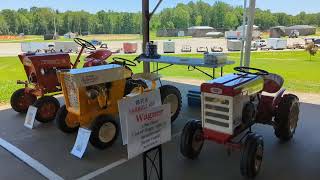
187, 90, 201, 107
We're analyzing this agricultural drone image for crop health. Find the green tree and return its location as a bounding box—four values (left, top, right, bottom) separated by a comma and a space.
0, 15, 9, 35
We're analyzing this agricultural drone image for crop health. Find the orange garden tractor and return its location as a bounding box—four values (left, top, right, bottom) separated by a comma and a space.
10, 38, 133, 123
55, 64, 181, 149
180, 67, 300, 178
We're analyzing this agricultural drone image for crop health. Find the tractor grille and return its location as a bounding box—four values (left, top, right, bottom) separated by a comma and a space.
202, 92, 235, 135
64, 75, 79, 108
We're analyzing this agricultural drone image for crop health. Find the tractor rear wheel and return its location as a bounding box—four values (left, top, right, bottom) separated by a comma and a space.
274, 94, 300, 141
180, 120, 204, 159
10, 88, 37, 113
34, 96, 60, 123
55, 105, 79, 133
90, 115, 119, 150
240, 133, 264, 178
124, 79, 148, 96
159, 85, 182, 123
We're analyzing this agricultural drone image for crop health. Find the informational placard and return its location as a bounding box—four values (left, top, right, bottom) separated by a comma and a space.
127, 104, 171, 159
118, 90, 161, 145
24, 106, 37, 129
71, 128, 91, 159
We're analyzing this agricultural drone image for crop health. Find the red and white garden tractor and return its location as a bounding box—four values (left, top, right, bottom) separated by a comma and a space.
10, 38, 138, 123
180, 67, 300, 178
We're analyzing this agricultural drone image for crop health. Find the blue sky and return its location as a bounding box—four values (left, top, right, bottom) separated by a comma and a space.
1, 0, 319, 15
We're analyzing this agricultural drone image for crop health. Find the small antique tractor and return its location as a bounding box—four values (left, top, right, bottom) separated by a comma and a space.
10, 38, 133, 123
180, 67, 300, 178
56, 64, 181, 149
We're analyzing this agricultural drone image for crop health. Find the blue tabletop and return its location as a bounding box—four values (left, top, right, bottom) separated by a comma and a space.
138, 56, 235, 68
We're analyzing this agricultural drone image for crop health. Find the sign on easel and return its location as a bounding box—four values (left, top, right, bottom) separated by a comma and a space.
24, 106, 37, 129
118, 90, 171, 159
127, 104, 171, 159
71, 128, 91, 158
118, 89, 162, 145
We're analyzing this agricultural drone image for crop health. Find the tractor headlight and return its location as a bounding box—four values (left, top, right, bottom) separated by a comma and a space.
86, 89, 99, 100
40, 68, 45, 75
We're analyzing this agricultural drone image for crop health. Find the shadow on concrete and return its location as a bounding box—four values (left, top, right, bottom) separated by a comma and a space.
0, 80, 319, 180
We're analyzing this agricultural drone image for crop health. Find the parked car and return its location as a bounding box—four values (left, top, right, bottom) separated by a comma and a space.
289, 30, 299, 38
90, 39, 102, 46
253, 39, 267, 47
181, 45, 192, 52
313, 39, 320, 47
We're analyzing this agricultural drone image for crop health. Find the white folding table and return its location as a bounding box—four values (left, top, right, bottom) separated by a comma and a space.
138, 56, 235, 79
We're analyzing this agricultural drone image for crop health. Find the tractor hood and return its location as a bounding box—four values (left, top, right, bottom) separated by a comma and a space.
201, 73, 264, 96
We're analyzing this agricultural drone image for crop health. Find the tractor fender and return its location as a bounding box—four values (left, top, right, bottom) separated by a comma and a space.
272, 88, 286, 108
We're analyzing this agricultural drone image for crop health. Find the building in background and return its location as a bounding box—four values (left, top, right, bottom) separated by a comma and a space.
284, 25, 316, 36
270, 26, 286, 38
187, 26, 215, 37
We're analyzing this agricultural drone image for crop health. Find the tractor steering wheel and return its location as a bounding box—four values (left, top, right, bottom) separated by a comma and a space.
234, 66, 269, 76
112, 57, 137, 67
74, 38, 96, 50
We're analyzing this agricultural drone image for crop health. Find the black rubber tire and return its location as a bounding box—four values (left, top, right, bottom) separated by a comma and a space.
180, 120, 204, 159
159, 85, 182, 123
55, 105, 79, 133
240, 133, 264, 178
10, 88, 37, 113
274, 94, 300, 141
124, 79, 148, 96
90, 115, 119, 150
34, 96, 60, 123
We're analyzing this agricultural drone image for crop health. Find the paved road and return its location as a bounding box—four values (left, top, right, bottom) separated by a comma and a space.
0, 81, 319, 180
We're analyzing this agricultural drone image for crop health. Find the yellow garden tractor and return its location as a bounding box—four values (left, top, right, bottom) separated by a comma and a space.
56, 63, 181, 149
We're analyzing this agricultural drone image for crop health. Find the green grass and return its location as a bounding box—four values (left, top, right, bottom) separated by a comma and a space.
0, 51, 319, 104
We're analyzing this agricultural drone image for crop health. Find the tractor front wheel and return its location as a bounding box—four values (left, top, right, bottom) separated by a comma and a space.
180, 120, 204, 159
10, 88, 37, 113
274, 94, 300, 141
90, 115, 119, 150
55, 105, 79, 133
160, 85, 182, 123
34, 96, 60, 123
240, 133, 264, 178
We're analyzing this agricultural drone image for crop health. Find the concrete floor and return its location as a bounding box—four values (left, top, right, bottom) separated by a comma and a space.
0, 81, 319, 180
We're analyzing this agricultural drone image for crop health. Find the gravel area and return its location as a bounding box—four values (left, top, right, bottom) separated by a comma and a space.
0, 37, 313, 56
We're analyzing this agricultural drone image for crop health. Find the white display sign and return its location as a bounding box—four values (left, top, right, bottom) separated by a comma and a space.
118, 90, 161, 145
127, 104, 171, 159
24, 106, 37, 129
71, 128, 92, 159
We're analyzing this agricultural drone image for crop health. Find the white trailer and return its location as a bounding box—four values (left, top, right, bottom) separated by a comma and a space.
225, 31, 240, 40
227, 40, 242, 51
54, 42, 79, 53
267, 38, 287, 50
163, 40, 175, 53
21, 42, 53, 53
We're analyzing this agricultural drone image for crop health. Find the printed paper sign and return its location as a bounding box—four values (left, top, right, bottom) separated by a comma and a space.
71, 128, 91, 159
118, 89, 161, 145
127, 104, 171, 159
24, 106, 37, 129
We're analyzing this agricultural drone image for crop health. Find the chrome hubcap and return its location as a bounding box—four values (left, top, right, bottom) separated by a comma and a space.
99, 122, 116, 143
163, 94, 179, 116
289, 104, 299, 133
